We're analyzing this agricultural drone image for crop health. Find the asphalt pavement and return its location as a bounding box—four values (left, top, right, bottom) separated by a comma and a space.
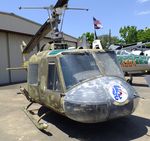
0, 76, 149, 141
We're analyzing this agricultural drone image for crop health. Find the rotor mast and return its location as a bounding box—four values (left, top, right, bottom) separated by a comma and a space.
20, 0, 88, 54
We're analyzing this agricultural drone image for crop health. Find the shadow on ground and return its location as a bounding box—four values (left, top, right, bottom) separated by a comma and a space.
38, 106, 150, 141
132, 83, 148, 87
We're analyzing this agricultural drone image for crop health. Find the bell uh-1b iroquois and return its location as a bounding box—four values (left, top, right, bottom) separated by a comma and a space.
16, 0, 139, 130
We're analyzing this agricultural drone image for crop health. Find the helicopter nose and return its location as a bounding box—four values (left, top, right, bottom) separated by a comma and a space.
63, 77, 139, 123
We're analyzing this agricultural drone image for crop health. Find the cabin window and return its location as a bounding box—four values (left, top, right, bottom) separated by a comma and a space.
28, 64, 38, 85
47, 63, 61, 91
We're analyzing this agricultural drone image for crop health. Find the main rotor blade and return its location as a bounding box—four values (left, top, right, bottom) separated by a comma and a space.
19, 6, 51, 10
23, 19, 55, 54
54, 0, 69, 8
67, 7, 89, 11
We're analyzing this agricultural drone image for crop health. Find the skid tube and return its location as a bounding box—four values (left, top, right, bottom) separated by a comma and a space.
23, 102, 51, 131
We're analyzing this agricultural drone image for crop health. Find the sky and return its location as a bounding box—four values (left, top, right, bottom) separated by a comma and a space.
0, 0, 150, 38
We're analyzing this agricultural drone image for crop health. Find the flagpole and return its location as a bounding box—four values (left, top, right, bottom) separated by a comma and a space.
93, 18, 97, 40
94, 29, 98, 40
93, 17, 95, 40
109, 29, 111, 46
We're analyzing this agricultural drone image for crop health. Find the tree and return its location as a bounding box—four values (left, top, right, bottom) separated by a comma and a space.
79, 32, 121, 49
137, 28, 150, 43
98, 35, 109, 48
98, 34, 120, 48
78, 32, 94, 48
119, 26, 138, 44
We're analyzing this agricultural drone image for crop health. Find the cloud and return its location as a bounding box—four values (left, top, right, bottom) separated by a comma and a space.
137, 0, 150, 3
137, 10, 150, 15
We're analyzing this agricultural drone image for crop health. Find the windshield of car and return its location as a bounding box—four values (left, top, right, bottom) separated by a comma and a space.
60, 53, 101, 89
95, 51, 124, 78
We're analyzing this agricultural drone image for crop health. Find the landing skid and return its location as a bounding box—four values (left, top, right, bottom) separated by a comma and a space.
126, 74, 133, 85
23, 102, 51, 131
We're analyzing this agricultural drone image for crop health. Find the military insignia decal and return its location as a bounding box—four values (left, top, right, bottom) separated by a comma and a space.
109, 83, 128, 103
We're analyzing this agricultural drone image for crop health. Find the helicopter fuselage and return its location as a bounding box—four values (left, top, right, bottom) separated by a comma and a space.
27, 49, 139, 123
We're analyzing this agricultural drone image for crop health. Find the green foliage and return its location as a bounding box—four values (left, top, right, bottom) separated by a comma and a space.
78, 32, 94, 47
137, 28, 150, 43
119, 26, 138, 44
79, 27, 150, 48
119, 26, 150, 45
98, 35, 109, 48
79, 32, 122, 49
137, 30, 145, 42
98, 35, 120, 48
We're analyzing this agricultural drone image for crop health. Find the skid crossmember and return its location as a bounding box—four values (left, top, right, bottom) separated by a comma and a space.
23, 102, 51, 131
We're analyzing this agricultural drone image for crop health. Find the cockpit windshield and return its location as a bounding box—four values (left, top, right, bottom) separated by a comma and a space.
60, 53, 101, 89
60, 51, 124, 89
95, 51, 124, 78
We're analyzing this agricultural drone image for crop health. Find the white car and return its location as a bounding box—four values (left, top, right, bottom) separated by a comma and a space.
144, 50, 150, 56
131, 50, 142, 55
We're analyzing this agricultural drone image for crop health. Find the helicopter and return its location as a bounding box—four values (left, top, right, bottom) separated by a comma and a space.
109, 43, 150, 84
16, 0, 139, 131
115, 49, 150, 84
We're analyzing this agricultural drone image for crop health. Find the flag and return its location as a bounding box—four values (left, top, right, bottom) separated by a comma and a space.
93, 17, 103, 29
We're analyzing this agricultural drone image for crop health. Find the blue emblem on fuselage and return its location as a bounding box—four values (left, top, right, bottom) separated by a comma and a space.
112, 85, 123, 101
108, 82, 128, 104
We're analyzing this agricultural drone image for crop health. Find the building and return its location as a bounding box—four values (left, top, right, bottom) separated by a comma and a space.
0, 12, 78, 85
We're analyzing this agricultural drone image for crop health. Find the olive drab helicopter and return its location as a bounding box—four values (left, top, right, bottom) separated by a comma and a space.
16, 0, 139, 131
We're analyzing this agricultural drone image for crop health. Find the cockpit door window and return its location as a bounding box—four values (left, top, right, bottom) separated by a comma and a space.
47, 63, 61, 91
28, 64, 38, 85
